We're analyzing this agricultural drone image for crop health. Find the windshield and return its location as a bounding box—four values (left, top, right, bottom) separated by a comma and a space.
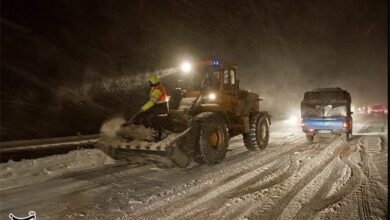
201, 66, 220, 88
178, 66, 221, 90
302, 104, 347, 117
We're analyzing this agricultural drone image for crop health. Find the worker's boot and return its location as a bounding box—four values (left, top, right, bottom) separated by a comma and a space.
152, 129, 167, 142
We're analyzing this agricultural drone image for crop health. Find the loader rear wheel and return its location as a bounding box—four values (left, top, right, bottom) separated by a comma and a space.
196, 114, 229, 165
243, 113, 269, 151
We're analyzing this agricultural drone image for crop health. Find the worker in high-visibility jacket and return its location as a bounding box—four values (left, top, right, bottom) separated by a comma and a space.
134, 74, 169, 141
141, 74, 168, 112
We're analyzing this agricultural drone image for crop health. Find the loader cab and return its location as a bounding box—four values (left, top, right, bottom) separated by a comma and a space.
198, 61, 239, 91
175, 60, 241, 114
194, 60, 241, 113
200, 65, 221, 89
178, 60, 239, 91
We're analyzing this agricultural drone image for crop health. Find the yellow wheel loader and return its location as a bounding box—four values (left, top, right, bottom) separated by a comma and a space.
96, 60, 271, 167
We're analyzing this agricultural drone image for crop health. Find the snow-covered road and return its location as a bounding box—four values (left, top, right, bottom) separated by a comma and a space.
0, 115, 387, 220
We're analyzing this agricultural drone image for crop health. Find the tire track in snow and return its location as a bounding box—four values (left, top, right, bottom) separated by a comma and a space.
247, 140, 343, 220
231, 154, 299, 198
215, 139, 339, 220
216, 155, 299, 220
123, 138, 303, 219
358, 184, 372, 220
144, 159, 282, 220
252, 155, 336, 219
225, 141, 326, 201
357, 135, 388, 220
130, 139, 307, 219
176, 156, 291, 220
183, 149, 318, 219
358, 137, 373, 220
294, 147, 363, 219
0, 162, 154, 213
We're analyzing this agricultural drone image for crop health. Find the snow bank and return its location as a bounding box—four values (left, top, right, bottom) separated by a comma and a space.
0, 149, 114, 190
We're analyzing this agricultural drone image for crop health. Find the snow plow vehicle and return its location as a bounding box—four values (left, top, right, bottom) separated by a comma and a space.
96, 60, 271, 167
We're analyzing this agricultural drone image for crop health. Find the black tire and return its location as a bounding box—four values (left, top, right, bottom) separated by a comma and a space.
195, 113, 229, 165
193, 144, 205, 164
306, 135, 314, 144
243, 113, 270, 151
341, 133, 350, 143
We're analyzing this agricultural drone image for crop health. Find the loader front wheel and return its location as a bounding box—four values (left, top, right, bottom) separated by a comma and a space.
196, 115, 229, 165
243, 113, 270, 151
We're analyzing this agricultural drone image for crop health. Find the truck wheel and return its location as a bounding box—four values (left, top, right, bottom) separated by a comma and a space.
341, 133, 350, 143
243, 113, 270, 151
306, 135, 314, 144
196, 114, 229, 165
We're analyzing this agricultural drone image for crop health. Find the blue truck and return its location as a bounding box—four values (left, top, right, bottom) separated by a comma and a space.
301, 88, 353, 144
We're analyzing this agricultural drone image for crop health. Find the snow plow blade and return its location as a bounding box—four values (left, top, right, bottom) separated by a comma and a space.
96, 127, 197, 168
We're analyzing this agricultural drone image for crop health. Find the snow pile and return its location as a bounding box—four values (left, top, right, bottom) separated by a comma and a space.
100, 117, 155, 140
117, 124, 155, 140
0, 149, 114, 190
100, 117, 126, 138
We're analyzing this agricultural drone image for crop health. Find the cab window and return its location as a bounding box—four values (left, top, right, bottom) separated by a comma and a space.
230, 70, 235, 85
224, 71, 229, 84
223, 69, 236, 87
201, 66, 220, 88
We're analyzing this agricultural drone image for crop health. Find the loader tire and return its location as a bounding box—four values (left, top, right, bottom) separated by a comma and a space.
196, 114, 229, 165
243, 113, 269, 151
193, 153, 205, 164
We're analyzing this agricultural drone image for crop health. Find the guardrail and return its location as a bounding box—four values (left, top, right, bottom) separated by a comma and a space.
0, 134, 100, 153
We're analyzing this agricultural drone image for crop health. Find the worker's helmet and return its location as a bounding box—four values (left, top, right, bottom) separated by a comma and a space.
148, 74, 160, 86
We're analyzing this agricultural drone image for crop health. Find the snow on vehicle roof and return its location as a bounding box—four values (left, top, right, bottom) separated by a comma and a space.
302, 87, 351, 105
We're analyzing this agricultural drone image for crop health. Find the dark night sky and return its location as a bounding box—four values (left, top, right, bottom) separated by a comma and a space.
1, 0, 388, 140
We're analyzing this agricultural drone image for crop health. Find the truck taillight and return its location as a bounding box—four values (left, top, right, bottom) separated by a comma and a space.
343, 122, 348, 128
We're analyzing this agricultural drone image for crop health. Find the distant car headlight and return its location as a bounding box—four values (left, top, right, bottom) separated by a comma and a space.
287, 115, 298, 124
180, 61, 192, 73
208, 93, 217, 100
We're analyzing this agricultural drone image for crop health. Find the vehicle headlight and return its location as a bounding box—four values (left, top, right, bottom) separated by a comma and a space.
208, 93, 217, 100
180, 61, 192, 73
287, 115, 298, 124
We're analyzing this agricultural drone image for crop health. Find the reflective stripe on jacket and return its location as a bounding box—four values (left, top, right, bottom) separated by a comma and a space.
154, 83, 167, 103
141, 83, 168, 111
